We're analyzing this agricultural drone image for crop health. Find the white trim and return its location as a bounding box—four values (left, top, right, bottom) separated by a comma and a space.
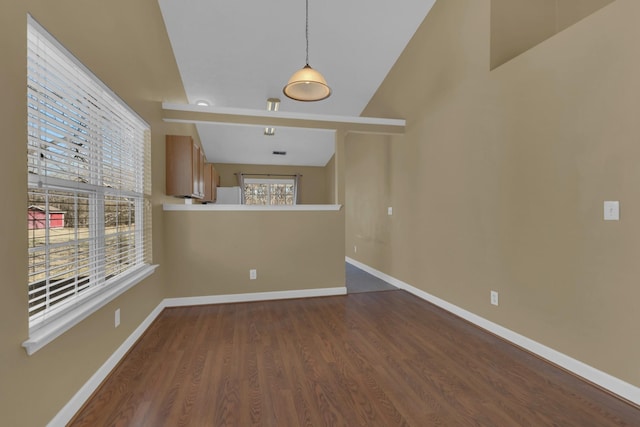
23, 264, 159, 356
345, 257, 640, 406
47, 285, 346, 426
162, 102, 405, 128
163, 203, 342, 211
46, 300, 166, 427
163, 287, 347, 307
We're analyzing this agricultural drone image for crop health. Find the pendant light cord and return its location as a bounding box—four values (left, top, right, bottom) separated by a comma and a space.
305, 0, 309, 66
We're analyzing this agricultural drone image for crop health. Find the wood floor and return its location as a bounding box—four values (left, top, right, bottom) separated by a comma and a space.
70, 291, 640, 426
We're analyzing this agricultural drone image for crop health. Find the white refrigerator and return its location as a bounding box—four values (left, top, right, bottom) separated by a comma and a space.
216, 186, 242, 204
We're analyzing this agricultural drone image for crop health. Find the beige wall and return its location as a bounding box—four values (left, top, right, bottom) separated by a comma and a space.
325, 154, 337, 204
213, 163, 330, 204
348, 0, 640, 387
164, 210, 345, 298
491, 0, 615, 69
0, 1, 195, 425
345, 134, 393, 273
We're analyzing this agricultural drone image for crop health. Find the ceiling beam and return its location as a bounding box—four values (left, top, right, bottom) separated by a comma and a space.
162, 103, 405, 135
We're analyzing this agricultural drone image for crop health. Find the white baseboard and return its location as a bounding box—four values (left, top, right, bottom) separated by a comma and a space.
47, 302, 167, 427
163, 286, 347, 307
48, 285, 347, 426
345, 256, 640, 406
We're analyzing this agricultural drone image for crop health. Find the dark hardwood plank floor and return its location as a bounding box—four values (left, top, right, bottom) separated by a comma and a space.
69, 291, 640, 426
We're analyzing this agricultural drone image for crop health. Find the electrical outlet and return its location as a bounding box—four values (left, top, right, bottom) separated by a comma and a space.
115, 308, 120, 327
250, 269, 257, 280
354, 245, 357, 253
604, 201, 619, 221
490, 291, 499, 306
388, 207, 393, 216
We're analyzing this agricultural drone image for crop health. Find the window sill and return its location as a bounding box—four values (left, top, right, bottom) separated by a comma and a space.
22, 264, 159, 356
163, 203, 342, 211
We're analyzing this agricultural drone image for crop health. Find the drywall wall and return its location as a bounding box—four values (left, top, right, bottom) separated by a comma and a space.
163, 210, 345, 298
491, 0, 615, 69
0, 0, 195, 425
348, 0, 640, 387
345, 133, 393, 273
325, 154, 337, 204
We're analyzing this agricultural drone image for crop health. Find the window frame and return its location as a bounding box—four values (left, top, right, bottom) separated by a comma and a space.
243, 178, 297, 206
22, 15, 156, 356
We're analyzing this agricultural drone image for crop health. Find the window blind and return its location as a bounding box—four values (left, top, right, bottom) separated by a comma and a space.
26, 16, 151, 330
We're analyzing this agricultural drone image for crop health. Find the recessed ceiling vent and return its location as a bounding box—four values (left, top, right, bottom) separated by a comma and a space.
273, 151, 287, 156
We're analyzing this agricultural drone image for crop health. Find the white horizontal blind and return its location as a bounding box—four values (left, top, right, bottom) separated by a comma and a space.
26, 16, 151, 329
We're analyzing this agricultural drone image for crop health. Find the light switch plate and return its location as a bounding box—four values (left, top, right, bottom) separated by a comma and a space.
387, 207, 393, 216
604, 201, 619, 221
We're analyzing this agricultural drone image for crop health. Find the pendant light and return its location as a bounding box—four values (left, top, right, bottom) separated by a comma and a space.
283, 0, 331, 102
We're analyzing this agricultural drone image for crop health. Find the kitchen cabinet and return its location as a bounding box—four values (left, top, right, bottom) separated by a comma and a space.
202, 163, 219, 203
166, 135, 204, 199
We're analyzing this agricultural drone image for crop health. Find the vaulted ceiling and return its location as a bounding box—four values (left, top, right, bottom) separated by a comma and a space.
158, 0, 436, 166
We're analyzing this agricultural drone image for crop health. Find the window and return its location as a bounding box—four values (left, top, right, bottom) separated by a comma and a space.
26, 16, 152, 337
243, 178, 296, 205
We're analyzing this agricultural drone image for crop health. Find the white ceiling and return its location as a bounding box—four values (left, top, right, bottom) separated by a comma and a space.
158, 0, 436, 166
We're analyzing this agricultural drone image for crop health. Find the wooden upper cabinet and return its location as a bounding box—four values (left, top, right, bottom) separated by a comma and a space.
166, 135, 205, 199
202, 163, 218, 203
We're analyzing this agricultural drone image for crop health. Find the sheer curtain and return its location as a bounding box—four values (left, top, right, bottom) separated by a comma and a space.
236, 173, 245, 204
294, 174, 301, 205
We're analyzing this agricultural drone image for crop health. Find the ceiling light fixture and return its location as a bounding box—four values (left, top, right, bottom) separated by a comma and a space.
195, 100, 210, 106
267, 98, 280, 112
283, 0, 331, 102
264, 98, 280, 136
